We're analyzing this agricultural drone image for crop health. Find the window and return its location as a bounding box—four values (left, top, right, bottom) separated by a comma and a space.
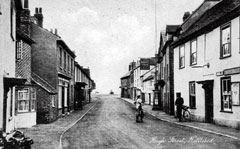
221, 24, 231, 58
190, 40, 197, 65
64, 52, 66, 70
71, 59, 74, 74
68, 55, 70, 73
18, 89, 29, 112
51, 95, 55, 107
189, 82, 196, 109
59, 47, 62, 68
179, 45, 185, 68
16, 40, 23, 60
31, 88, 36, 111
221, 77, 232, 112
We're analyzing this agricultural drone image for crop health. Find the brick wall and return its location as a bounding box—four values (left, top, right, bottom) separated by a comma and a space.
31, 24, 59, 89
16, 40, 31, 84
35, 84, 57, 123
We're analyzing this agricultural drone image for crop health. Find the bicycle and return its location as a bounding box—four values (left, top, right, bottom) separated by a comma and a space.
181, 105, 191, 121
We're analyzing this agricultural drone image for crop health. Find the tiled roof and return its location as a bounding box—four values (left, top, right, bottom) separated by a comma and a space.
172, 0, 240, 47
32, 73, 57, 94
16, 28, 35, 44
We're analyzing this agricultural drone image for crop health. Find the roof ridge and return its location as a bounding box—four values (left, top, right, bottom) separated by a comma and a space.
32, 72, 57, 93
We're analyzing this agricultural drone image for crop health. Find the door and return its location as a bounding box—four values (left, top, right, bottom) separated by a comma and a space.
203, 81, 214, 123
62, 86, 65, 114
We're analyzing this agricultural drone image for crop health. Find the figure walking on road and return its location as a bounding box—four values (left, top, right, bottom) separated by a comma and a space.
135, 95, 144, 123
175, 93, 184, 122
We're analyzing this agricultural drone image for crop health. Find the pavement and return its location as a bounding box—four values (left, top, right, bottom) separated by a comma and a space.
20, 96, 99, 149
121, 97, 240, 141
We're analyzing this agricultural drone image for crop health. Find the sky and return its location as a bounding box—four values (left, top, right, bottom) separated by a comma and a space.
29, 0, 203, 94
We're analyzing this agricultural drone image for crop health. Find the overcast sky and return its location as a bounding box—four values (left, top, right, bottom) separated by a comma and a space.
29, 0, 203, 94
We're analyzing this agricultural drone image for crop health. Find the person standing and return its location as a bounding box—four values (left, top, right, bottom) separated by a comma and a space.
175, 93, 184, 122
135, 95, 143, 122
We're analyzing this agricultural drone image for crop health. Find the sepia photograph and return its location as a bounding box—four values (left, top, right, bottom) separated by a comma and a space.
0, 0, 240, 148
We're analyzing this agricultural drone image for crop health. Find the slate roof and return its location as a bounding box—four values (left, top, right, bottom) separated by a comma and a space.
16, 28, 35, 44
172, 0, 240, 47
120, 71, 131, 79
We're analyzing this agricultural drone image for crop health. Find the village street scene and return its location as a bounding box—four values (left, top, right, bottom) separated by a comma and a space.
1, 0, 240, 149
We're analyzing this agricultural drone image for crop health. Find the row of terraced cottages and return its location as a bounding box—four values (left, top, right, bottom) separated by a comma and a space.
157, 0, 240, 129
0, 0, 95, 133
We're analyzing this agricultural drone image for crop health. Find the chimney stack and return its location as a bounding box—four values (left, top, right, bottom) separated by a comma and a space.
183, 11, 191, 22
34, 7, 43, 27
55, 28, 58, 35
23, 0, 29, 9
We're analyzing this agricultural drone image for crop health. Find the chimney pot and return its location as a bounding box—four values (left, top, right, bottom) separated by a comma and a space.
39, 8, 42, 14
183, 11, 191, 22
50, 28, 53, 33
35, 8, 38, 14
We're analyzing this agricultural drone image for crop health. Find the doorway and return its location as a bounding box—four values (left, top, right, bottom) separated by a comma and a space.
199, 80, 214, 123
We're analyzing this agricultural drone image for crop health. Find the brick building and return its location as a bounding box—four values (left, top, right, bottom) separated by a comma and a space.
15, 1, 37, 128
120, 72, 131, 98
30, 8, 75, 123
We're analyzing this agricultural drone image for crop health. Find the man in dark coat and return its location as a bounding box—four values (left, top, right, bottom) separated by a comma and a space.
175, 93, 184, 122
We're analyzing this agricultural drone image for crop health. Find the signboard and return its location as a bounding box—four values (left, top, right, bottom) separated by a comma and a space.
224, 67, 240, 75
140, 58, 150, 70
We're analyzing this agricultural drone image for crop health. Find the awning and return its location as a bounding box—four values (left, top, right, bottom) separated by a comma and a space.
4, 77, 26, 93
75, 82, 87, 88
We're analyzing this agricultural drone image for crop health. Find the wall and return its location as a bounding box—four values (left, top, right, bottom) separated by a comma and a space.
31, 24, 58, 89
0, 0, 17, 132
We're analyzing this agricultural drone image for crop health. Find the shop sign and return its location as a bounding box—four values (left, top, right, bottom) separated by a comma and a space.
140, 58, 150, 70
216, 71, 224, 76
224, 67, 240, 75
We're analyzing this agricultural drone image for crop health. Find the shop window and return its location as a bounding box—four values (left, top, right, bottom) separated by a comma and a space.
190, 39, 197, 65
179, 45, 185, 68
231, 82, 240, 106
31, 88, 36, 111
220, 23, 231, 58
18, 89, 29, 112
16, 40, 23, 60
189, 81, 196, 109
221, 77, 232, 112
